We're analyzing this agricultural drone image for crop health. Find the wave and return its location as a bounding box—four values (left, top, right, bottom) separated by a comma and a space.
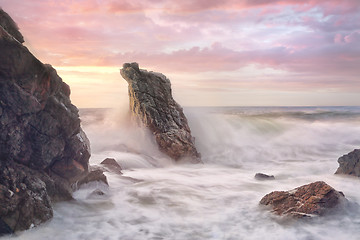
202, 106, 360, 122
185, 107, 360, 170
8, 106, 360, 240
79, 106, 360, 170
79, 108, 175, 169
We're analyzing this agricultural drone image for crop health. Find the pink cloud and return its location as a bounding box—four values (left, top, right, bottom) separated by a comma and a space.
344, 31, 360, 43
334, 33, 343, 43
153, 0, 360, 15
94, 41, 360, 81
5, 0, 358, 15
67, 0, 101, 13
106, 1, 145, 13
1, 0, 359, 96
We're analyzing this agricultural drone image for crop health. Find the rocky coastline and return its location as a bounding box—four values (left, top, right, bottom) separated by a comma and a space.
0, 9, 106, 234
1, 7, 359, 237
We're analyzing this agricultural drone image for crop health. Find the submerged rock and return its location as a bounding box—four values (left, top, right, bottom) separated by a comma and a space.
120, 62, 201, 163
260, 181, 346, 218
101, 158, 122, 174
88, 189, 106, 198
335, 149, 360, 177
0, 9, 103, 233
77, 166, 108, 186
255, 173, 275, 180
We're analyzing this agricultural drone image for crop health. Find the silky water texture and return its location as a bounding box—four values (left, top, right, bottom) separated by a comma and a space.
4, 106, 360, 240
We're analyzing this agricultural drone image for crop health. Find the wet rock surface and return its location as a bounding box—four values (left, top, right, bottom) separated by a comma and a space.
0, 161, 53, 233
335, 149, 360, 177
120, 62, 201, 162
260, 181, 346, 218
0, 9, 103, 233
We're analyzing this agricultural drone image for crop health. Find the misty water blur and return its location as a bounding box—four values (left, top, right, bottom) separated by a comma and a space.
4, 106, 360, 240
80, 106, 174, 168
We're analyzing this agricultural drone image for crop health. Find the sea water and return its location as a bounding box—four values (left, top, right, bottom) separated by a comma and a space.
3, 106, 360, 240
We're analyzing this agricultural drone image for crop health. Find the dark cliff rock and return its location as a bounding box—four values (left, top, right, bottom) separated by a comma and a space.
120, 62, 201, 163
0, 9, 24, 43
0, 161, 53, 232
0, 9, 99, 233
0, 25, 90, 178
260, 181, 346, 218
335, 149, 360, 177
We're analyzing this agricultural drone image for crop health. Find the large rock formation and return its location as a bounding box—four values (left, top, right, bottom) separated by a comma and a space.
260, 181, 347, 218
120, 62, 201, 163
0, 9, 98, 233
335, 149, 360, 177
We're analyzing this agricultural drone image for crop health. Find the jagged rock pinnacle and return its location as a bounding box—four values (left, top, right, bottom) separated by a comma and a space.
121, 62, 201, 163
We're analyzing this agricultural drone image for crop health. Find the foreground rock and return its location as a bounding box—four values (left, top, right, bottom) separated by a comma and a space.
120, 62, 201, 163
260, 181, 346, 218
335, 149, 360, 177
0, 9, 104, 233
0, 161, 53, 233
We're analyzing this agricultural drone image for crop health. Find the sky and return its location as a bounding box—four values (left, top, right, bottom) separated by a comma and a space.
1, 0, 360, 107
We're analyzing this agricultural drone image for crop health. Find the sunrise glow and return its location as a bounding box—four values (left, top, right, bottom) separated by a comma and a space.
2, 0, 360, 107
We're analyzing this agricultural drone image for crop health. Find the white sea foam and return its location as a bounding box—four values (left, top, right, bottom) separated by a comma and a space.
5, 106, 360, 240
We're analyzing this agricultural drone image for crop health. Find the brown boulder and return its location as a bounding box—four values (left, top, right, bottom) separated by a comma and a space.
120, 63, 201, 163
260, 181, 346, 218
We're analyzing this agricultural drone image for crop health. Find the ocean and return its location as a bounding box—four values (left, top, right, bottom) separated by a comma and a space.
4, 106, 360, 240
